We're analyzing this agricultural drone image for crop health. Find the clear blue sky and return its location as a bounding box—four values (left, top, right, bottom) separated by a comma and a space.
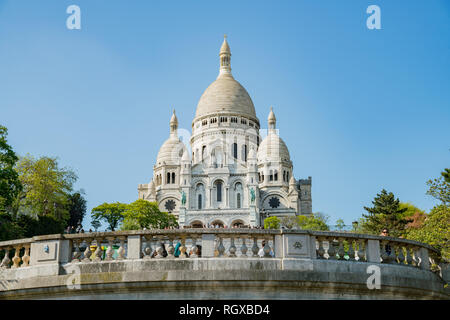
1, 0, 449, 230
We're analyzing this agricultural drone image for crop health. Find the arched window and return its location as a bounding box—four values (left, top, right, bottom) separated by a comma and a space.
216, 181, 222, 202
286, 171, 289, 182
167, 172, 171, 184
237, 193, 241, 208
198, 194, 202, 210
172, 172, 176, 184
283, 171, 286, 182
269, 170, 273, 181
232, 143, 238, 159
274, 170, 278, 181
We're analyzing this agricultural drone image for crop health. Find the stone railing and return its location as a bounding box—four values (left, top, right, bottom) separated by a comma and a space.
312, 231, 442, 271
1, 229, 448, 300
0, 229, 443, 274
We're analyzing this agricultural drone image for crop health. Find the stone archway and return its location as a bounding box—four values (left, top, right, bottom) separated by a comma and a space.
230, 219, 246, 228
210, 220, 225, 228
189, 220, 204, 228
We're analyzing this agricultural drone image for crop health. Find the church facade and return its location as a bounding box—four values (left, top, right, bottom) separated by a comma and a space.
138, 37, 312, 228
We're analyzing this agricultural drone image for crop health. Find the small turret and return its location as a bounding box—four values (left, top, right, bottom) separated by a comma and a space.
170, 109, 178, 136
219, 35, 232, 76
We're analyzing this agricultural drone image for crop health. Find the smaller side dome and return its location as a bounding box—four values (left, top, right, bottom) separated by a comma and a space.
257, 133, 290, 163
156, 136, 186, 166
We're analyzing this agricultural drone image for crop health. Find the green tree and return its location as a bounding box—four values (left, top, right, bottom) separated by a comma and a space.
14, 155, 77, 221
0, 125, 22, 212
122, 199, 178, 230
264, 216, 281, 229
66, 191, 87, 229
441, 168, 450, 183
362, 189, 408, 237
297, 212, 330, 231
0, 212, 24, 241
15, 214, 65, 237
91, 202, 127, 231
335, 218, 345, 231
406, 205, 450, 261
91, 219, 101, 232
280, 216, 299, 229
426, 175, 450, 206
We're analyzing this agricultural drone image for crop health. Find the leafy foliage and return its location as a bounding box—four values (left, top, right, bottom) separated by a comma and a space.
361, 189, 409, 237
122, 199, 178, 230
91, 202, 127, 231
335, 219, 346, 231
279, 216, 299, 229
264, 216, 281, 229
406, 205, 450, 261
0, 125, 22, 212
91, 219, 101, 232
279, 213, 330, 230
426, 175, 450, 206
442, 168, 450, 183
297, 212, 330, 231
13, 155, 77, 221
66, 191, 87, 229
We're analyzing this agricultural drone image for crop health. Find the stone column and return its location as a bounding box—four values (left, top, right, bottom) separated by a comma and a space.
202, 234, 216, 258
366, 240, 381, 263
127, 235, 142, 259
419, 248, 430, 270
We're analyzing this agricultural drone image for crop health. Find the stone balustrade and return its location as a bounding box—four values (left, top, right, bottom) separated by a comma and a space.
0, 229, 448, 299
0, 230, 442, 272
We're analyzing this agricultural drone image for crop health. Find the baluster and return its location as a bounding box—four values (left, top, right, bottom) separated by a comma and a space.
397, 245, 405, 265
189, 237, 198, 258
117, 237, 126, 260
105, 237, 115, 261
251, 237, 259, 257
337, 238, 345, 260
0, 247, 11, 268
327, 238, 337, 260
389, 243, 397, 264
240, 237, 248, 257
411, 247, 419, 267
93, 238, 103, 262
82, 239, 93, 262
356, 240, 366, 262
179, 236, 187, 258
167, 237, 175, 258
217, 236, 225, 257
142, 235, 152, 259
12, 246, 21, 268
347, 239, 355, 261
22, 244, 30, 267
405, 246, 413, 266
263, 238, 272, 258
380, 240, 389, 263
228, 236, 237, 257
71, 239, 82, 262
317, 238, 325, 259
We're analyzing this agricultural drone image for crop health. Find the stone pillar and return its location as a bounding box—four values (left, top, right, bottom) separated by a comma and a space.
274, 235, 284, 258
127, 235, 142, 259
419, 248, 430, 270
201, 234, 216, 257
366, 240, 381, 263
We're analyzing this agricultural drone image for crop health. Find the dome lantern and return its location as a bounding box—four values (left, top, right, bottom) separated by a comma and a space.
219, 34, 232, 76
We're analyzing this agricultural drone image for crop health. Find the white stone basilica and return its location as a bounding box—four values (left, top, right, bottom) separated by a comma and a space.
138, 36, 312, 228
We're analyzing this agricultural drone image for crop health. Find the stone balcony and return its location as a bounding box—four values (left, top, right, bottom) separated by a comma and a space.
0, 229, 448, 299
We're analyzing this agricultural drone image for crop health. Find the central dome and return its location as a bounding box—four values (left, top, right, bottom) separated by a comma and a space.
195, 73, 257, 120
194, 36, 258, 123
